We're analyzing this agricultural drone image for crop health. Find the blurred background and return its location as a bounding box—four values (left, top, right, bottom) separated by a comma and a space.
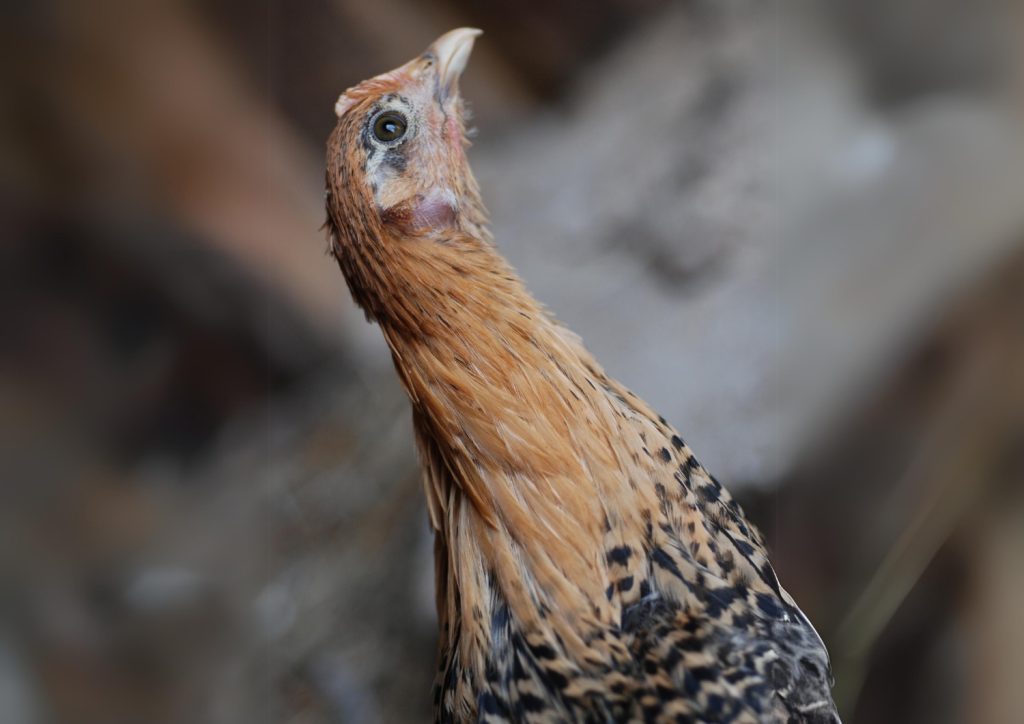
2, 0, 1023, 722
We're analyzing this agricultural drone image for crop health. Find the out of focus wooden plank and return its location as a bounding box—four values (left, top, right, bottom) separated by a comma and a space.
42, 0, 343, 343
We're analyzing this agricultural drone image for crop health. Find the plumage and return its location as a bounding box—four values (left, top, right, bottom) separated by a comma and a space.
324, 28, 839, 723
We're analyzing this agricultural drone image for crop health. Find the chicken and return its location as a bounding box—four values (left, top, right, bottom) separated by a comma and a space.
324, 28, 839, 724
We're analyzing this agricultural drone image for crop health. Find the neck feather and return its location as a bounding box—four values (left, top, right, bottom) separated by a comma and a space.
372, 232, 671, 676
328, 162, 673, 687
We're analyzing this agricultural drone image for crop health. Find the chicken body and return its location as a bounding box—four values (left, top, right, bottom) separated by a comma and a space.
325, 28, 839, 724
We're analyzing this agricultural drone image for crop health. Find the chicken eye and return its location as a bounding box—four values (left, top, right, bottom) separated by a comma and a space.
372, 112, 407, 143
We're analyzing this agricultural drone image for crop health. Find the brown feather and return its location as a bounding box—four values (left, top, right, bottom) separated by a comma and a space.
325, 29, 838, 723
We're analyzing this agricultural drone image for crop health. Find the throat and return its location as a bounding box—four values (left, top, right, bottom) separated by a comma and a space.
384, 278, 616, 540
381, 270, 668, 656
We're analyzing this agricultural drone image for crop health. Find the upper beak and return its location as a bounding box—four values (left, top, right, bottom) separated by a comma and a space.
427, 27, 482, 100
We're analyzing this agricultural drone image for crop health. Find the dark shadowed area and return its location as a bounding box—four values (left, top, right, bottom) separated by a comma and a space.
2, 0, 1023, 722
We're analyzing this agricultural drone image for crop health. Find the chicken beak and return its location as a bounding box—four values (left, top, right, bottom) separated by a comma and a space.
427, 27, 482, 101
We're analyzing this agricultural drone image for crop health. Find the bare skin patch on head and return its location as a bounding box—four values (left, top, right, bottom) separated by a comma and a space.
380, 189, 458, 233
